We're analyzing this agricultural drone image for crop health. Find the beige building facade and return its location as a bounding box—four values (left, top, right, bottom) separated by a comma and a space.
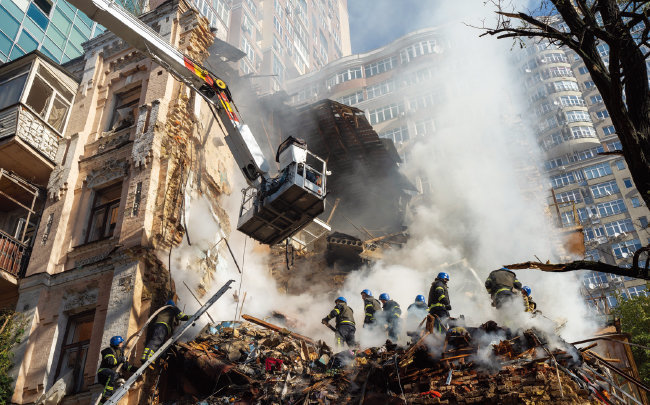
2, 0, 237, 403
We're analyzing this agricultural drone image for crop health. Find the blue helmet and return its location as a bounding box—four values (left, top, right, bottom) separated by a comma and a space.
437, 272, 450, 281
415, 295, 426, 303
110, 336, 124, 347
500, 267, 510, 271
166, 299, 176, 306
522, 286, 532, 296
335, 296, 347, 303
361, 289, 372, 296
379, 293, 390, 301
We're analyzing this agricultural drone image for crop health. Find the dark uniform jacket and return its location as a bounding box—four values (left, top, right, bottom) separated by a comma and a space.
98, 346, 135, 372
154, 306, 189, 333
324, 302, 356, 327
428, 280, 451, 312
407, 301, 428, 313
363, 297, 382, 324
382, 300, 402, 321
485, 269, 522, 296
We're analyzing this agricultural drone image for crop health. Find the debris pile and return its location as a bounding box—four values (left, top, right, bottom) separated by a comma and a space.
153, 315, 642, 404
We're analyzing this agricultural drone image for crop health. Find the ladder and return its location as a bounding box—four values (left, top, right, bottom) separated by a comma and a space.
104, 279, 235, 405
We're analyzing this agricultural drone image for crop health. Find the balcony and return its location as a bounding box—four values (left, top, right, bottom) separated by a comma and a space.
0, 168, 42, 309
0, 51, 78, 186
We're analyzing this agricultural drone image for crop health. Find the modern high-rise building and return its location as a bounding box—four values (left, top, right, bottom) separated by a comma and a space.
0, 0, 146, 64
284, 28, 440, 191
228, 0, 351, 94
517, 39, 650, 312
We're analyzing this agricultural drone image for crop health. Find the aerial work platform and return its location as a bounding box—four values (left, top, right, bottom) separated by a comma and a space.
237, 138, 327, 245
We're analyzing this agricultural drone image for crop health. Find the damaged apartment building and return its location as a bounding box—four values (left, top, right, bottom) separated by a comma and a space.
0, 0, 240, 402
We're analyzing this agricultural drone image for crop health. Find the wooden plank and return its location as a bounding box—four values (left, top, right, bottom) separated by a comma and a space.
242, 314, 316, 344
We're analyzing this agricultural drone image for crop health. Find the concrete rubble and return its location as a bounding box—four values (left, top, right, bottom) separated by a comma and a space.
142, 315, 630, 405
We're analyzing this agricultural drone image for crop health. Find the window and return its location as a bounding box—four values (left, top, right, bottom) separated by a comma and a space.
33, 0, 52, 15
604, 219, 634, 236
585, 250, 600, 262
631, 197, 641, 208
336, 67, 362, 83
415, 119, 435, 136
54, 311, 95, 393
590, 94, 603, 104
623, 178, 633, 188
553, 80, 579, 92
584, 80, 595, 88
408, 93, 436, 111
380, 126, 409, 143
241, 12, 253, 35
272, 54, 284, 83
241, 36, 255, 63
365, 79, 395, 100
364, 56, 397, 77
583, 162, 612, 180
559, 95, 585, 106
0, 67, 29, 111
583, 271, 607, 288
578, 66, 589, 74
399, 39, 437, 63
595, 109, 609, 119
602, 125, 616, 135
596, 199, 627, 218
560, 210, 575, 227
615, 160, 625, 170
544, 66, 573, 78
108, 86, 140, 131
590, 180, 619, 199
606, 140, 622, 151
569, 126, 596, 139
337, 91, 363, 106
583, 226, 605, 241
23, 68, 73, 132
368, 104, 400, 125
564, 110, 590, 123
624, 285, 648, 298
556, 189, 582, 203
86, 183, 121, 243
550, 172, 576, 188
612, 239, 641, 259
640, 217, 648, 228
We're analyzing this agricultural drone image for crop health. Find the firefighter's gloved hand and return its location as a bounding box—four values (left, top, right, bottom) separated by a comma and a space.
321, 318, 328, 325
116, 378, 126, 387
446, 305, 452, 311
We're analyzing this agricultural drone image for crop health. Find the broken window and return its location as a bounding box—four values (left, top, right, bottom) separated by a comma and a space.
108, 87, 140, 131
22, 67, 73, 133
86, 183, 121, 243
54, 311, 95, 393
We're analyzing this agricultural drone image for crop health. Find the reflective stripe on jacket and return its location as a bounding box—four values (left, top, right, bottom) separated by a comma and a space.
326, 302, 355, 327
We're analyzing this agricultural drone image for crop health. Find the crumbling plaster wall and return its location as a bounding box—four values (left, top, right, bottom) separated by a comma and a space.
11, 1, 236, 403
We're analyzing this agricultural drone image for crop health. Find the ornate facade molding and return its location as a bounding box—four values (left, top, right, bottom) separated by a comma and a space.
85, 159, 129, 189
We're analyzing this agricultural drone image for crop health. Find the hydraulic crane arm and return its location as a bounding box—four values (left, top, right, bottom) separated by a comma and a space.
66, 0, 268, 184
68, 0, 328, 245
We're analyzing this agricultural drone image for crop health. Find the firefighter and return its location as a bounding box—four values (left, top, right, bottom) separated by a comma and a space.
322, 296, 356, 348
428, 272, 451, 333
141, 299, 189, 365
97, 336, 136, 404
485, 267, 522, 309
406, 295, 428, 337
360, 289, 381, 327
378, 293, 402, 341
521, 286, 538, 313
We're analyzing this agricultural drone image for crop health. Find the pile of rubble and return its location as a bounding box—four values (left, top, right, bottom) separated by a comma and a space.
152, 316, 640, 404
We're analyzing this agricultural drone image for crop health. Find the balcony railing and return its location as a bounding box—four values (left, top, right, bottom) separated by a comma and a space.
0, 230, 29, 278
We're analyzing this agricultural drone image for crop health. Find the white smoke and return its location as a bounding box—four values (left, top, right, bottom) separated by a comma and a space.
167, 0, 599, 348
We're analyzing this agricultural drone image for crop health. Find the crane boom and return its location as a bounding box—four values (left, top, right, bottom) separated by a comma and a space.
67, 0, 328, 245
66, 0, 268, 184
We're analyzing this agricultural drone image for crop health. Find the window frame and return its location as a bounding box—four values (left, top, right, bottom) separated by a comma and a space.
53, 310, 95, 393
84, 183, 122, 244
